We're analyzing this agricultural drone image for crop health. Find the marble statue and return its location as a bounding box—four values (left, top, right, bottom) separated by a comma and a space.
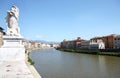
5, 6, 20, 36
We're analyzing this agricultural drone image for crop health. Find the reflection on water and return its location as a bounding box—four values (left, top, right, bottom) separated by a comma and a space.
30, 49, 120, 78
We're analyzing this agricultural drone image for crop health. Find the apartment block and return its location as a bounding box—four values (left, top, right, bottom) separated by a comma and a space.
61, 37, 85, 49
114, 35, 120, 49
90, 34, 116, 49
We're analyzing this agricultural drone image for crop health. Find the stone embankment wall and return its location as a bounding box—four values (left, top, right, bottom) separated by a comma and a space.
25, 50, 42, 78
0, 47, 42, 78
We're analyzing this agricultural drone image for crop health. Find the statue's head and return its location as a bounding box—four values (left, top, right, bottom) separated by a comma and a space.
12, 5, 16, 8
11, 5, 18, 11
11, 5, 19, 18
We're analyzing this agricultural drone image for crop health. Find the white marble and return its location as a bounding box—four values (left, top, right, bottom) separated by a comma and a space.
0, 48, 25, 61
0, 5, 37, 78
5, 6, 21, 36
2, 36, 24, 48
0, 61, 34, 78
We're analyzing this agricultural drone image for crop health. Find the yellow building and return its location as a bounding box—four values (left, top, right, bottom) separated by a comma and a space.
0, 27, 4, 47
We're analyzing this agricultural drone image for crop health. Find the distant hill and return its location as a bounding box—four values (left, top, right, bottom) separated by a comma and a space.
30, 40, 60, 44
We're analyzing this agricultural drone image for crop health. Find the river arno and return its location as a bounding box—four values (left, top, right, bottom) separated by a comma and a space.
30, 49, 120, 78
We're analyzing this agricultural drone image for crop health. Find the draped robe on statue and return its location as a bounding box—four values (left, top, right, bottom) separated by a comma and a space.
6, 6, 20, 36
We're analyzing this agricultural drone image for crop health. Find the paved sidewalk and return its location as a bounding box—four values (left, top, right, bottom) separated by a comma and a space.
0, 60, 34, 78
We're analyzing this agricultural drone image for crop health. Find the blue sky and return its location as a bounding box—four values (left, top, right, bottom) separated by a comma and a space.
0, 0, 120, 42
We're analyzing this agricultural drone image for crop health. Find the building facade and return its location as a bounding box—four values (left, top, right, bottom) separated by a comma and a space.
0, 27, 4, 47
78, 40, 90, 49
102, 34, 115, 49
90, 34, 116, 49
61, 37, 85, 49
89, 41, 105, 49
114, 35, 120, 49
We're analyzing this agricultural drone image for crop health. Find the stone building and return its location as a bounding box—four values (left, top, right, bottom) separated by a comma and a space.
61, 37, 85, 49
90, 37, 105, 49
113, 35, 120, 49
102, 34, 115, 49
78, 40, 90, 49
90, 34, 116, 49
22, 39, 31, 49
89, 41, 105, 49
0, 27, 4, 47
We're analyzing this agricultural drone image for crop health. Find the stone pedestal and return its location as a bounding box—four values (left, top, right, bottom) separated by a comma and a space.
0, 35, 25, 61
2, 36, 24, 48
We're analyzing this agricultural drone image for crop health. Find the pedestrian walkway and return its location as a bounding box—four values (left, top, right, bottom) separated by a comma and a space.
0, 60, 34, 78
